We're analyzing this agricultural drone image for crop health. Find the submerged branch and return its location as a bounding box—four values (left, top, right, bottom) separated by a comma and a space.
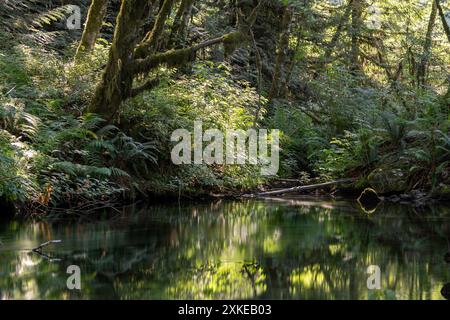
32, 240, 62, 252
31, 249, 62, 262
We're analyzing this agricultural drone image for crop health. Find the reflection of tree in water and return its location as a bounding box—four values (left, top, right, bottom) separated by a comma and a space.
109, 201, 450, 300
444, 249, 450, 300
0, 199, 449, 299
442, 283, 450, 300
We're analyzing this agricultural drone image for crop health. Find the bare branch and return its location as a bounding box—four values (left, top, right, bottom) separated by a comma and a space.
32, 240, 62, 252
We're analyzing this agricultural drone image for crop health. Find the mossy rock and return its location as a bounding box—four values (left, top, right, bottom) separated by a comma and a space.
357, 188, 381, 213
431, 183, 450, 200
367, 167, 408, 194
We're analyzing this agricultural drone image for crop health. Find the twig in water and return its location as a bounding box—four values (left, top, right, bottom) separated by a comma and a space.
32, 240, 62, 252
32, 250, 62, 262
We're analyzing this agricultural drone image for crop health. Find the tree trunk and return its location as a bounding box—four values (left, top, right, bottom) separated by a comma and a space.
435, 0, 450, 43
88, 0, 152, 118
242, 179, 356, 198
169, 0, 195, 47
88, 0, 263, 120
268, 5, 293, 102
417, 0, 437, 87
350, 0, 363, 73
75, 0, 108, 60
435, 1, 450, 110
135, 0, 176, 58
321, 0, 353, 69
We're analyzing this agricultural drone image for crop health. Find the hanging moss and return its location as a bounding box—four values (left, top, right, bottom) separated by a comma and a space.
222, 31, 248, 57
163, 47, 195, 68
75, 0, 108, 60
89, 0, 152, 118
134, 0, 177, 58
136, 47, 195, 73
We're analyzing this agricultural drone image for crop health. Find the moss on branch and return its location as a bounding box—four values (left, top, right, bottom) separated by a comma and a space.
134, 31, 248, 74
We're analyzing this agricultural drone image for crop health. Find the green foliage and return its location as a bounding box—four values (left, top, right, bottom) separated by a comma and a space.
265, 103, 318, 177
0, 130, 38, 201
120, 62, 268, 194
314, 128, 382, 179
1, 0, 450, 213
0, 30, 160, 211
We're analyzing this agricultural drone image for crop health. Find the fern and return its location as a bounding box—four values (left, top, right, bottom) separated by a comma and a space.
0, 101, 42, 140
51, 161, 129, 179
31, 5, 71, 29
0, 1, 86, 48
380, 111, 406, 146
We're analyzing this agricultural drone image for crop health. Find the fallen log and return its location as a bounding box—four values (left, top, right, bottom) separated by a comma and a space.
242, 178, 356, 198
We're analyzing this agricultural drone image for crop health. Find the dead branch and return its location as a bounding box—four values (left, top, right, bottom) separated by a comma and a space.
32, 240, 62, 252
242, 178, 356, 198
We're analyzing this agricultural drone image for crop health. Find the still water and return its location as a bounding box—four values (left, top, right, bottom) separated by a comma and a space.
0, 197, 449, 300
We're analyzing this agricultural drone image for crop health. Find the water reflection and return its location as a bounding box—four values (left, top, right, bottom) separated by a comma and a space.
0, 198, 449, 300
442, 283, 450, 300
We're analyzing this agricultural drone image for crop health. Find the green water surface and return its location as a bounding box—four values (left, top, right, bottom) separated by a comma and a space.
0, 197, 449, 300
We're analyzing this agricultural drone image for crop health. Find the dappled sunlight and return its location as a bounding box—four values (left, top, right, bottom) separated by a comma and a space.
0, 199, 449, 299
164, 262, 267, 300
290, 265, 327, 294
0, 0, 449, 303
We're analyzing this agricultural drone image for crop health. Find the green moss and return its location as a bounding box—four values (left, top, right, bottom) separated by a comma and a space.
222, 32, 247, 57
137, 47, 195, 74
367, 167, 409, 194
163, 48, 195, 68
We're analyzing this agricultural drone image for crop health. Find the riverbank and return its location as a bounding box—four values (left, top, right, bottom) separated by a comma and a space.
4, 171, 450, 217
2, 1, 450, 218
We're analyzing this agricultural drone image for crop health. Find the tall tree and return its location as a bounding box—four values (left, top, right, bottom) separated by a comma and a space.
435, 0, 450, 107
135, 0, 177, 58
88, 0, 264, 119
350, 0, 363, 73
435, 0, 450, 42
417, 0, 438, 87
269, 4, 293, 102
169, 0, 195, 47
75, 0, 108, 60
318, 0, 353, 71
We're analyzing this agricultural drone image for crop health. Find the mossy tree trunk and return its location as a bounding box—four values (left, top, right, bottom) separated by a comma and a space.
268, 4, 293, 102
88, 0, 153, 117
417, 0, 437, 87
169, 0, 195, 47
436, 0, 450, 43
350, 0, 363, 73
435, 0, 450, 109
88, 0, 264, 120
318, 0, 353, 71
135, 0, 176, 58
75, 0, 108, 60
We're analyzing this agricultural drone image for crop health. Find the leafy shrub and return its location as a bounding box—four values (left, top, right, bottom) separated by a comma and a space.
314, 129, 382, 179
121, 62, 268, 193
